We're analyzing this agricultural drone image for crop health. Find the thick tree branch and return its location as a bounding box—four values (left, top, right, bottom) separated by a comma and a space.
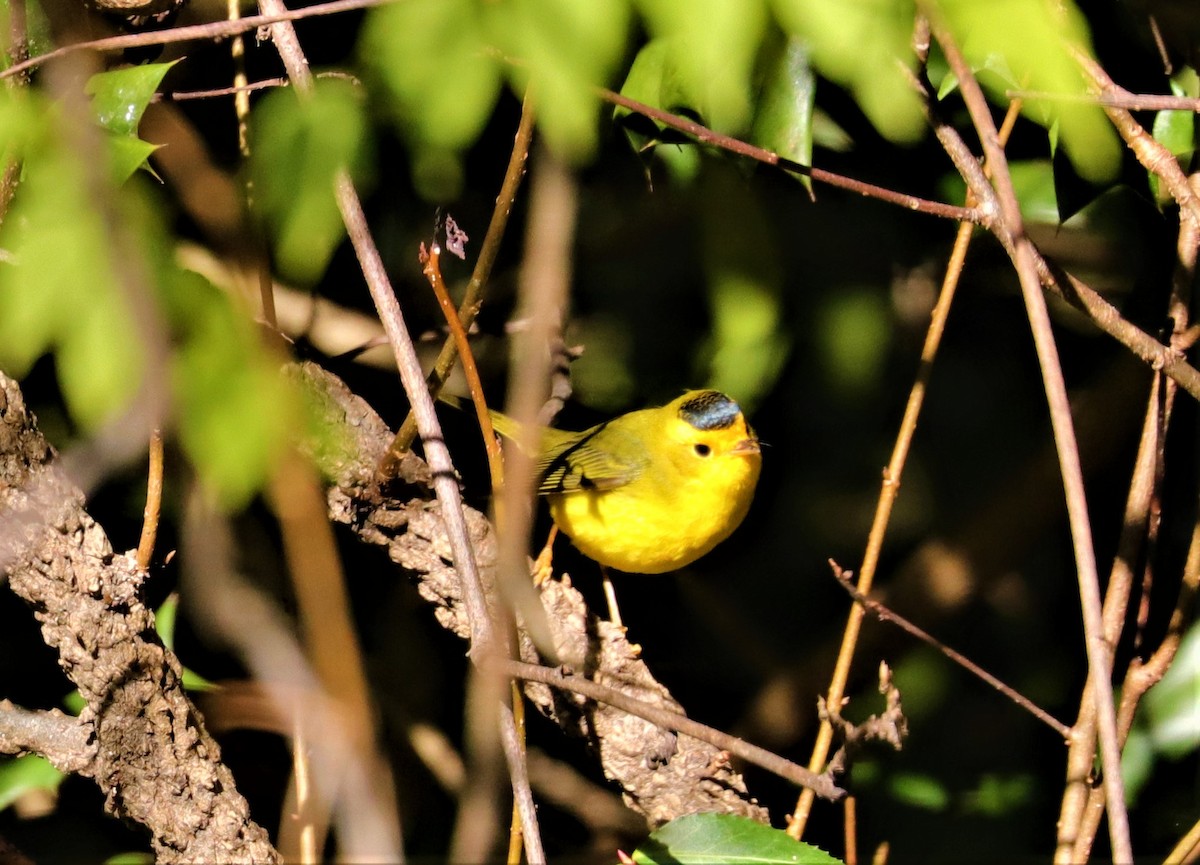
0, 370, 279, 864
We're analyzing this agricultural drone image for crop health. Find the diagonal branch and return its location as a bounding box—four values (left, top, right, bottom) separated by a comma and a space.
0, 370, 279, 863
929, 18, 1132, 863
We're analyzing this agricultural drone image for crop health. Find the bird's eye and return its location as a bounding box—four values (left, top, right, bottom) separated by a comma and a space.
693, 443, 712, 457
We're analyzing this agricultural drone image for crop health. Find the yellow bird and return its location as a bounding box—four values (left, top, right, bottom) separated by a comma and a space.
488, 390, 762, 575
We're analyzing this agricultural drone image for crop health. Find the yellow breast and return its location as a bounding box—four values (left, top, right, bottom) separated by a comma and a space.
546, 402, 761, 574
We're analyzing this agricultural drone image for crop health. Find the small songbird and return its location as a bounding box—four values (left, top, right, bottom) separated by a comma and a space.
487, 390, 762, 575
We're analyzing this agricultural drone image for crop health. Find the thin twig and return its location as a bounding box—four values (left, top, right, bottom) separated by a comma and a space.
1165, 807, 1200, 864
494, 659, 844, 800
256, 1, 543, 859
597, 87, 982, 224
0, 0, 398, 82
381, 93, 536, 471
1006, 88, 1200, 112
134, 428, 164, 571
831, 563, 1072, 739
786, 89, 1025, 843
421, 242, 503, 493
1072, 461, 1200, 862
844, 796, 858, 865
930, 18, 1132, 863
169, 76, 288, 101
1073, 49, 1200, 231
1055, 373, 1166, 863
911, 65, 1200, 404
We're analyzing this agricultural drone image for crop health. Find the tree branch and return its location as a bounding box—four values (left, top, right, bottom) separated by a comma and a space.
0, 370, 279, 864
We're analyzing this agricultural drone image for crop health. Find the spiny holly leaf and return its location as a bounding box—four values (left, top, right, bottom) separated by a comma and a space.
752, 36, 815, 191
86, 61, 174, 181
631, 813, 843, 865
86, 62, 175, 136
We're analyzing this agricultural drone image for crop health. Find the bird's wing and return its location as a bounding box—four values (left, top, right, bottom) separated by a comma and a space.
536, 422, 644, 494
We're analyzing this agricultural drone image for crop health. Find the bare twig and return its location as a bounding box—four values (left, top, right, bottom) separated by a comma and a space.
134, 428, 164, 571
495, 659, 843, 800
1006, 88, 1200, 112
255, 1, 542, 857
1055, 374, 1165, 863
381, 93, 536, 470
1073, 50, 1200, 230
598, 87, 981, 224
930, 18, 1131, 862
786, 89, 1025, 843
831, 563, 1072, 739
0, 0, 398, 82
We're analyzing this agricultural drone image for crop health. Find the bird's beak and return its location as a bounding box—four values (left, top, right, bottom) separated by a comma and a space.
731, 437, 761, 456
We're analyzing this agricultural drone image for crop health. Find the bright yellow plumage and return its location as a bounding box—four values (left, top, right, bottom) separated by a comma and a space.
490, 390, 761, 574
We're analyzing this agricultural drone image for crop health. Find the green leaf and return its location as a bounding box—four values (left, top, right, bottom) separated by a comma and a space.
0, 112, 146, 427
752, 36, 815, 191
934, 0, 1119, 183
632, 813, 842, 864
105, 135, 162, 184
817, 289, 890, 398
485, 0, 630, 161
361, 0, 500, 197
1148, 68, 1198, 204
614, 39, 700, 177
86, 62, 175, 137
1142, 622, 1200, 758
635, 0, 767, 134
168, 270, 294, 510
772, 0, 924, 144
249, 78, 370, 285
0, 755, 65, 813
103, 854, 154, 865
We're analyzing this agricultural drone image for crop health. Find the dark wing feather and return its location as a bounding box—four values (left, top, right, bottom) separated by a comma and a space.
536, 422, 644, 494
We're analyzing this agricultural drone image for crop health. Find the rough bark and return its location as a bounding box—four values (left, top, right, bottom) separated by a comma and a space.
0, 370, 279, 864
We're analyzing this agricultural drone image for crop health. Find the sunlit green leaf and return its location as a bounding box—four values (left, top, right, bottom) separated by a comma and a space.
1148, 68, 1197, 204
935, 0, 1119, 183
249, 78, 369, 285
104, 135, 162, 184
0, 111, 146, 427
86, 62, 175, 137
1142, 622, 1200, 758
614, 39, 703, 179
772, 0, 924, 144
753, 36, 815, 192
636, 0, 767, 134
361, 0, 500, 197
0, 755, 65, 813
169, 271, 295, 510
485, 0, 630, 161
632, 813, 843, 864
